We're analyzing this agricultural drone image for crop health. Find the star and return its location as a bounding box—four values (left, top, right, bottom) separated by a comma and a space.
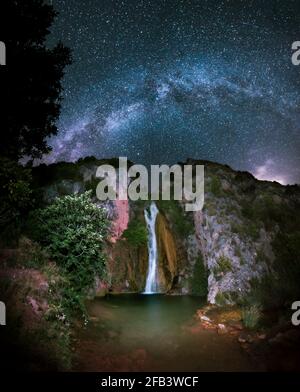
45, 0, 300, 185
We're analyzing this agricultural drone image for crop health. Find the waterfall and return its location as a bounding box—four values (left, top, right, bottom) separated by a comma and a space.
144, 202, 159, 294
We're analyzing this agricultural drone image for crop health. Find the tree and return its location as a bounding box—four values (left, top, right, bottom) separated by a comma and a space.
0, 157, 33, 244
1, 0, 71, 160
29, 192, 110, 297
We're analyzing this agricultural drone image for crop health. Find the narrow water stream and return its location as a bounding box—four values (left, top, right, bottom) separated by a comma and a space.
144, 202, 159, 294
73, 295, 260, 371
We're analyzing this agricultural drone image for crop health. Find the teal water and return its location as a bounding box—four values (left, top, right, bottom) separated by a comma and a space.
73, 294, 260, 371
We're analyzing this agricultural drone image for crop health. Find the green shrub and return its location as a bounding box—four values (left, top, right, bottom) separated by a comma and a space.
122, 219, 147, 247
40, 263, 73, 369
84, 176, 99, 196
244, 222, 260, 240
210, 176, 222, 197
241, 305, 261, 329
28, 191, 109, 315
243, 276, 277, 309
245, 229, 300, 310
205, 204, 217, 216
215, 292, 228, 306
231, 222, 244, 235
0, 263, 73, 370
0, 158, 33, 245
271, 230, 300, 304
189, 255, 208, 297
157, 199, 194, 236
240, 202, 254, 220
213, 255, 232, 276
32, 161, 82, 187
231, 221, 260, 240
255, 249, 268, 264
242, 195, 290, 232
15, 236, 49, 268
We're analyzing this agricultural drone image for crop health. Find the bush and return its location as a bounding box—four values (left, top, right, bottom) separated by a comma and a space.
157, 199, 194, 236
122, 219, 147, 247
241, 195, 291, 232
271, 230, 300, 305
28, 191, 109, 314
213, 255, 232, 276
189, 255, 208, 297
241, 305, 261, 329
240, 202, 254, 220
231, 221, 260, 241
210, 176, 222, 197
244, 222, 260, 240
14, 236, 49, 268
215, 292, 228, 306
85, 176, 99, 196
241, 226, 300, 314
0, 158, 33, 245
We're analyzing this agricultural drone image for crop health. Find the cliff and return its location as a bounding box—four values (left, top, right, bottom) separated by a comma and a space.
31, 157, 300, 305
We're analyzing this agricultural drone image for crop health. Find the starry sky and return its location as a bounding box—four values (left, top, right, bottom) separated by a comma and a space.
47, 0, 300, 184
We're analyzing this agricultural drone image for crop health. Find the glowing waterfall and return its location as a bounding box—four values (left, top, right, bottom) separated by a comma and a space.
144, 202, 159, 294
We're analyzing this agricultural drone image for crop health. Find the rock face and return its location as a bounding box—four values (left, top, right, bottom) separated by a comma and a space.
107, 237, 149, 292
33, 157, 300, 304
110, 199, 129, 243
156, 213, 177, 292
189, 159, 300, 304
107, 204, 181, 293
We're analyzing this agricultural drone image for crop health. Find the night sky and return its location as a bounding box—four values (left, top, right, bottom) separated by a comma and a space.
47, 0, 300, 184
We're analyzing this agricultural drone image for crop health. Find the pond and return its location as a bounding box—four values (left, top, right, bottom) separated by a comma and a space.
73, 294, 260, 371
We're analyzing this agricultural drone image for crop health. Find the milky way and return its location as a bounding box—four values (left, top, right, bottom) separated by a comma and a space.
47, 0, 300, 184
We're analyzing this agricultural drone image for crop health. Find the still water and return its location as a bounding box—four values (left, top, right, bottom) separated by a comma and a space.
73, 294, 259, 371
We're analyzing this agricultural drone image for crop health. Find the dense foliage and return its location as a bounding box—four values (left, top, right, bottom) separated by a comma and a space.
241, 305, 262, 329
189, 255, 208, 297
157, 199, 194, 236
245, 195, 300, 311
28, 191, 109, 314
0, 158, 33, 244
122, 219, 148, 248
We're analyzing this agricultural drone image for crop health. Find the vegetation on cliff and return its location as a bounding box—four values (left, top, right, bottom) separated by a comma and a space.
122, 218, 148, 248
189, 255, 208, 297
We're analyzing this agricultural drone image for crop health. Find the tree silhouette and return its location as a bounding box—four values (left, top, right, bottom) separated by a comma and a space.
1, 0, 71, 160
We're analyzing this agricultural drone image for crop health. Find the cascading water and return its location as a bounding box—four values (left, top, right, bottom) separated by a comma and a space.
144, 202, 159, 294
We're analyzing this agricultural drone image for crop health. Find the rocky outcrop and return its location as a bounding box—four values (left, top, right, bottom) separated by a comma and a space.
106, 237, 148, 293
156, 213, 177, 291
110, 199, 129, 243
188, 160, 300, 304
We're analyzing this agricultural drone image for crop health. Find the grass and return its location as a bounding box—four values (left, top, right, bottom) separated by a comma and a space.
215, 292, 232, 306
209, 175, 222, 197
213, 255, 232, 276
231, 221, 260, 240
122, 218, 148, 248
241, 305, 262, 329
